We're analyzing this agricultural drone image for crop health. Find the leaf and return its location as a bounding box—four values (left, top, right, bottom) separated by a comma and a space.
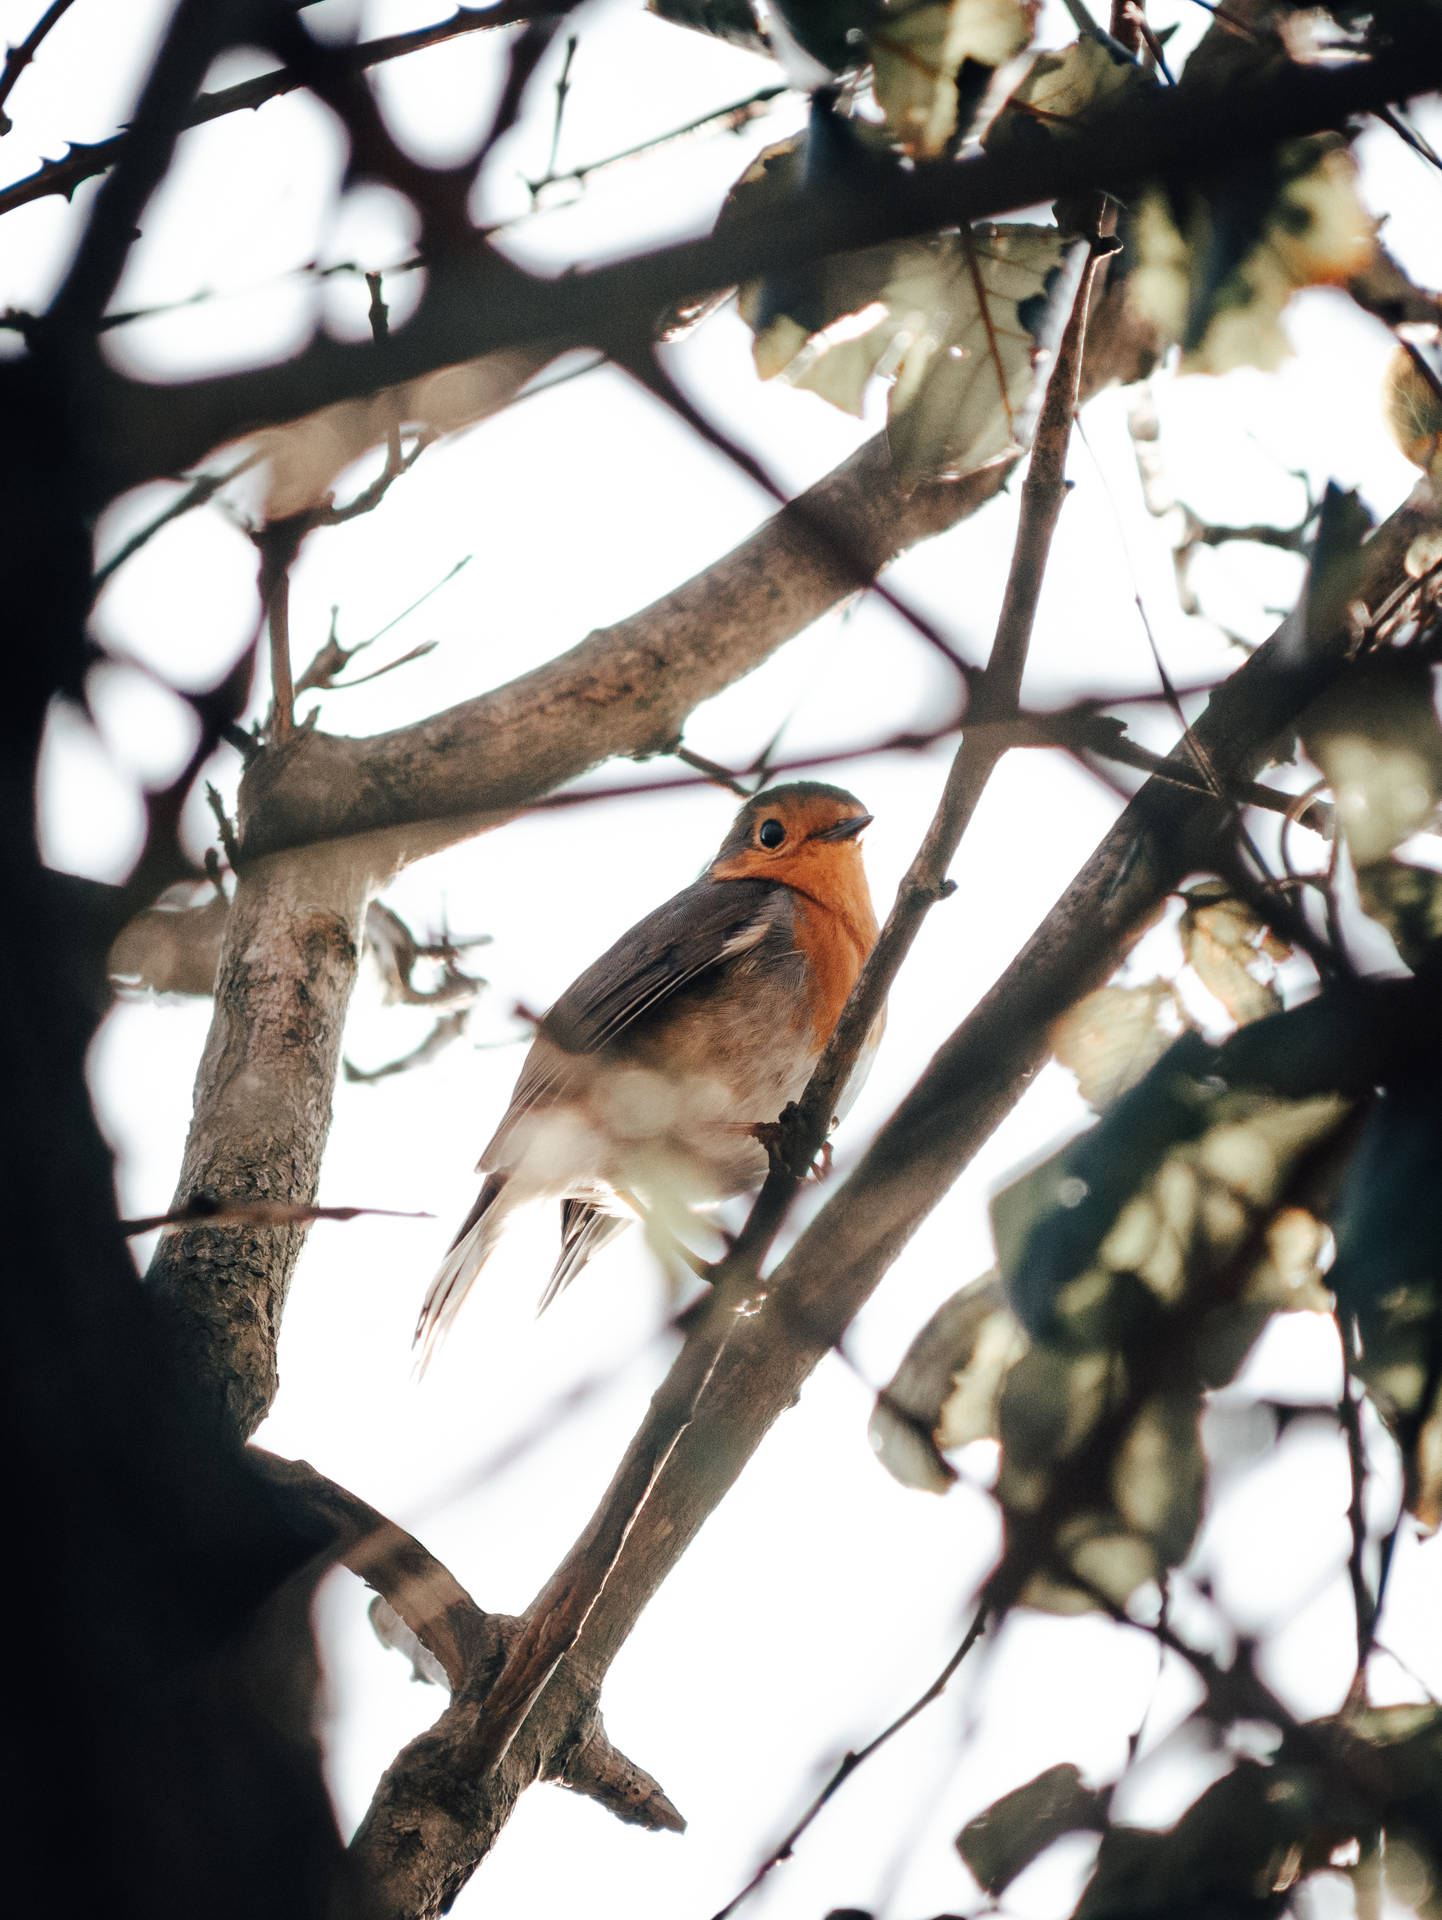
957, 1763, 1108, 1896
885, 225, 1087, 483
1129, 139, 1376, 376
990, 1024, 1349, 1609
1302, 652, 1442, 866
1075, 1761, 1328, 1920
724, 135, 1081, 477
984, 33, 1148, 161
1178, 882, 1287, 1028
871, 0, 1036, 160
1052, 981, 1177, 1112
1329, 1076, 1442, 1529
1384, 341, 1442, 479
1356, 859, 1442, 971
869, 1275, 1027, 1491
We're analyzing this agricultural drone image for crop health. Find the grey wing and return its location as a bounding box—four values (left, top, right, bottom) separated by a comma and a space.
482, 876, 786, 1162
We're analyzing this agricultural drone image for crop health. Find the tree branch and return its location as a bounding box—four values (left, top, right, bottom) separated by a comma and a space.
437, 226, 1111, 1796
0, 2, 546, 219
0, 0, 77, 137
250, 1452, 683, 1833
234, 438, 1010, 870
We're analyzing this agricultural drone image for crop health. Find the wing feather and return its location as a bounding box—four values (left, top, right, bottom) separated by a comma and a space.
483, 878, 785, 1160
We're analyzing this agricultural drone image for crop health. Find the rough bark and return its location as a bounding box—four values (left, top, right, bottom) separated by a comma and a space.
236, 437, 1012, 866
147, 847, 369, 1437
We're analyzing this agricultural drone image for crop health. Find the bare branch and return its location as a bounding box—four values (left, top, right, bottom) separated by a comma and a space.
250, 1451, 684, 1836
0, 2, 551, 220
0, 0, 78, 137
444, 225, 1111, 1795
343, 1009, 470, 1084
121, 1196, 431, 1236
714, 1603, 990, 1919
235, 436, 1013, 870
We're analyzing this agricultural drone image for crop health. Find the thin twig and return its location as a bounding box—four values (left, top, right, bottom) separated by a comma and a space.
257, 525, 299, 742
0, 2, 546, 219
712, 1604, 990, 1920
1336, 1322, 1377, 1689
91, 450, 261, 595
121, 1196, 432, 1235
518, 83, 787, 209
540, 34, 578, 193
0, 0, 77, 136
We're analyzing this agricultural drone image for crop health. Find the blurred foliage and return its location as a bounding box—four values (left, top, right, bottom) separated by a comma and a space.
1303, 652, 1442, 868
1128, 139, 1375, 375
723, 129, 1082, 480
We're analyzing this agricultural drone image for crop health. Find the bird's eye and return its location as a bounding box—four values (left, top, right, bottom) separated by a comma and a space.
757, 818, 786, 850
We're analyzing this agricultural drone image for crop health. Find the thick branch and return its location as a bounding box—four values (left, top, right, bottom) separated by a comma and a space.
347, 480, 1442, 1912
91, 25, 1442, 496
235, 436, 1012, 868
250, 1452, 682, 1838
145, 847, 370, 1437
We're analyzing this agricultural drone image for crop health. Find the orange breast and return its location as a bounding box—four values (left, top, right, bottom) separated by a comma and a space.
790, 893, 872, 1042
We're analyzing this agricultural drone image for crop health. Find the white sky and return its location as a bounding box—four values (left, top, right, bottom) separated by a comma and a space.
9, 2, 1442, 1916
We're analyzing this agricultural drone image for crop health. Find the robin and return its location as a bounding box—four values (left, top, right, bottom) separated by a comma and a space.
415, 780, 882, 1364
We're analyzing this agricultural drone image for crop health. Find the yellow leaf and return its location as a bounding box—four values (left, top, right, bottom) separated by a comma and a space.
872, 0, 1036, 159
1130, 140, 1376, 377
1178, 882, 1287, 1028
1385, 341, 1442, 480
1052, 981, 1176, 1112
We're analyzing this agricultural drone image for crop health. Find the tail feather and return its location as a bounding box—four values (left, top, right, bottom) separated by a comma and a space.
414, 1171, 511, 1372
537, 1200, 630, 1315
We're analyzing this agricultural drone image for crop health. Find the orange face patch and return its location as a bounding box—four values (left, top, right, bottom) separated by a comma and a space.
710, 792, 879, 1043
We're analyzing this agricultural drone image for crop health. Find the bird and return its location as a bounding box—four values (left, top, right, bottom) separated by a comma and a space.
414, 781, 882, 1365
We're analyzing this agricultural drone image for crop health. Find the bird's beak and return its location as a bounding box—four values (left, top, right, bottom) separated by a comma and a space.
814, 812, 872, 842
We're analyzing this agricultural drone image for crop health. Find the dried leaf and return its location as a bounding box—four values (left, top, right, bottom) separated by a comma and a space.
1302, 653, 1442, 866
984, 32, 1146, 158
885, 225, 1086, 483
726, 137, 1080, 477
1052, 981, 1177, 1112
958, 1763, 1107, 1895
1356, 859, 1442, 971
1129, 139, 1375, 376
1178, 881, 1287, 1028
871, 0, 1036, 160
1384, 340, 1442, 479
869, 1275, 1026, 1491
